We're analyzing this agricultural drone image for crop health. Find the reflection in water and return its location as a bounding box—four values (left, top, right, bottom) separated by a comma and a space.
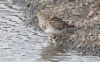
40, 45, 66, 61
40, 45, 100, 62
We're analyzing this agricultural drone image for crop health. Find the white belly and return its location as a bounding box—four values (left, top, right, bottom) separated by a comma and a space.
44, 29, 62, 34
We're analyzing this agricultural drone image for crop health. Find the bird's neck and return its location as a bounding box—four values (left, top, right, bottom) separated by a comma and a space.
38, 16, 45, 22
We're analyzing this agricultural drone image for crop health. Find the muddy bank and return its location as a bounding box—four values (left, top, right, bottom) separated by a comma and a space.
12, 0, 100, 56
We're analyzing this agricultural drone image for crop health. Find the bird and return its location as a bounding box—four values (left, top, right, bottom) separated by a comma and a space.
36, 11, 75, 44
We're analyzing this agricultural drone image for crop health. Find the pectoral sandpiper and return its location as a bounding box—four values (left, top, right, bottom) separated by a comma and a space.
37, 11, 75, 44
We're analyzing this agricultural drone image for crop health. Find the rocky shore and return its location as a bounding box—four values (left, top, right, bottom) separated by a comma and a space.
12, 0, 100, 56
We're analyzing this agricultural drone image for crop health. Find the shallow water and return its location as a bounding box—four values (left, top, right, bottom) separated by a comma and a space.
0, 0, 100, 62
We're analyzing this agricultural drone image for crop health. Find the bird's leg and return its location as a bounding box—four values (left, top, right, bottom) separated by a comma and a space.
50, 34, 58, 45
54, 34, 60, 42
52, 34, 61, 47
50, 34, 53, 44
53, 34, 57, 39
50, 34, 61, 45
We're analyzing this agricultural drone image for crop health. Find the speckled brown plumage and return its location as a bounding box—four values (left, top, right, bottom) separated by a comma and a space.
37, 11, 75, 34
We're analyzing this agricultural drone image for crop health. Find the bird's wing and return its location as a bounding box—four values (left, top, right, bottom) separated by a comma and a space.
48, 16, 75, 30
48, 17, 66, 30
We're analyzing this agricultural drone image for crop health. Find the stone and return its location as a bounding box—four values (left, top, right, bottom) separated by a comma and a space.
98, 34, 100, 40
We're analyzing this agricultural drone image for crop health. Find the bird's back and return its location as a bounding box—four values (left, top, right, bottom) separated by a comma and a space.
46, 15, 75, 30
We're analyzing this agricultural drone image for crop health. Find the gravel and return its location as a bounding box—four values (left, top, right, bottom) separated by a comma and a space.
12, 0, 100, 56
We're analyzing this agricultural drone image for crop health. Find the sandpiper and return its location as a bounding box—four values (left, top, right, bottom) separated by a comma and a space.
37, 11, 75, 43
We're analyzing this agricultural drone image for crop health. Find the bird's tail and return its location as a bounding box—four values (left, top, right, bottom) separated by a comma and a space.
64, 21, 76, 28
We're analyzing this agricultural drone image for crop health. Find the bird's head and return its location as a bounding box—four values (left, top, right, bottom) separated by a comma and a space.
36, 10, 45, 18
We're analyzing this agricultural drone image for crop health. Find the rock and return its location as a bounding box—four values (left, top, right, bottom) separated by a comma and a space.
88, 11, 95, 17
97, 43, 100, 46
89, 33, 92, 36
98, 34, 100, 40
76, 44, 81, 48
95, 0, 100, 7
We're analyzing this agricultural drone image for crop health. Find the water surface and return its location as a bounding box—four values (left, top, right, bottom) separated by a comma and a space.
0, 0, 100, 62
